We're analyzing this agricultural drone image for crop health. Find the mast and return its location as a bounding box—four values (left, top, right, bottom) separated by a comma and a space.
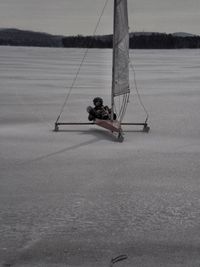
111, 0, 117, 121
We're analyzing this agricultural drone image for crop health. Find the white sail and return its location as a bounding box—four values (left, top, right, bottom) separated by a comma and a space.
112, 0, 130, 97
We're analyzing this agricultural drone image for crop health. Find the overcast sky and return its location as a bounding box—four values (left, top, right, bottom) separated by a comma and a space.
0, 0, 199, 36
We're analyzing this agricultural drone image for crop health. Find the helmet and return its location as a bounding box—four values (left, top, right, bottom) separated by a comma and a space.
93, 97, 103, 106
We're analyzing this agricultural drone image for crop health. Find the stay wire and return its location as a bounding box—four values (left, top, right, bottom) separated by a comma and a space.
55, 0, 110, 124
127, 0, 149, 122
130, 60, 149, 121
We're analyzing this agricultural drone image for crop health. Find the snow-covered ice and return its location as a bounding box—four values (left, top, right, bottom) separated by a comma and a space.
0, 46, 200, 266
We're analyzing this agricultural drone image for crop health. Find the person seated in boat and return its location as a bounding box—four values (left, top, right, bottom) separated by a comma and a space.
87, 97, 116, 121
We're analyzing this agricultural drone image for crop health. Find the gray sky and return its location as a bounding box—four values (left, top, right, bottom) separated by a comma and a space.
0, 0, 199, 36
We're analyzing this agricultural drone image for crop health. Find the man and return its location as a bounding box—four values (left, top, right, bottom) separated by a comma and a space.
87, 97, 116, 121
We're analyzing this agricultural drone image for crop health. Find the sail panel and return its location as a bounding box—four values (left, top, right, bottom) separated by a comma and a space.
112, 0, 130, 97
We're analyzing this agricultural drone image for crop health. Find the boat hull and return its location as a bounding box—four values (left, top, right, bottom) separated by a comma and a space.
95, 119, 122, 133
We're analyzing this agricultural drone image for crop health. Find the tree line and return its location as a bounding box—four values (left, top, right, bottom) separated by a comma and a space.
1, 29, 200, 49
62, 33, 200, 49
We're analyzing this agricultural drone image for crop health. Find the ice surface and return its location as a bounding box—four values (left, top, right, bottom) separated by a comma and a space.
0, 46, 200, 266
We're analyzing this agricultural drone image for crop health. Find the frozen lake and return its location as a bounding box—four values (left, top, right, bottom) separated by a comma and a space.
0, 46, 200, 266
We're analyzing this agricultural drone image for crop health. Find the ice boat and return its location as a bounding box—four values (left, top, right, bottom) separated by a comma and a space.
54, 0, 150, 142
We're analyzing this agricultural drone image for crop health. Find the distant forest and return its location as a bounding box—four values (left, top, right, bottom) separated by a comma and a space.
0, 29, 200, 49
63, 33, 200, 49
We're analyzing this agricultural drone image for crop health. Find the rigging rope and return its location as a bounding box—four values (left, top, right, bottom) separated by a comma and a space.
128, 0, 149, 122
55, 0, 110, 124
130, 60, 149, 121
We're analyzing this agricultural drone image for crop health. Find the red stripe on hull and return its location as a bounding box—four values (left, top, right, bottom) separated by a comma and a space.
95, 119, 122, 133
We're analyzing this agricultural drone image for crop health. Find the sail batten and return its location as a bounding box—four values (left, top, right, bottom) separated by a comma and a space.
112, 0, 130, 97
